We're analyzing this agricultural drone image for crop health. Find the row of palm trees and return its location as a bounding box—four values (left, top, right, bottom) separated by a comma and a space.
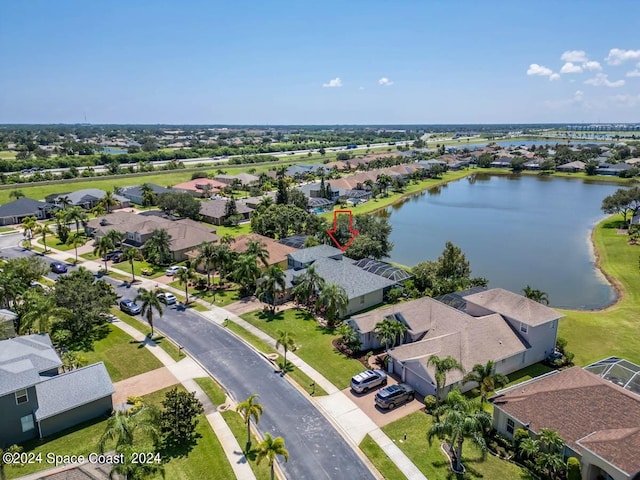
290, 265, 348, 326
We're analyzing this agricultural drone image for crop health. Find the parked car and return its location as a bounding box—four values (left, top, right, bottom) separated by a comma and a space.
50, 262, 68, 274
156, 292, 177, 305
103, 250, 123, 261
375, 384, 415, 410
165, 265, 187, 276
351, 369, 387, 393
119, 299, 141, 315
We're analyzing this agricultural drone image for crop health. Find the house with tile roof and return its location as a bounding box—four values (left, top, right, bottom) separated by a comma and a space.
491, 365, 640, 480
0, 334, 114, 445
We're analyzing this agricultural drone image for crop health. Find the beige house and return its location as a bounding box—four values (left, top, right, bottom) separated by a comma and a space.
491, 363, 640, 480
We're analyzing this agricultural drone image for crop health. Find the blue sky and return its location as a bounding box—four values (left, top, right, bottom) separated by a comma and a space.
1, 0, 639, 124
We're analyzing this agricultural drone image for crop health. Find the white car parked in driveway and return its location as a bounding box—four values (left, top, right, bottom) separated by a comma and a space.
165, 265, 186, 276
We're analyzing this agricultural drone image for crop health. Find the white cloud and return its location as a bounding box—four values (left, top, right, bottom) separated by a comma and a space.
584, 73, 625, 88
560, 62, 583, 74
378, 77, 394, 86
605, 48, 640, 65
527, 63, 553, 76
561, 50, 588, 63
609, 93, 640, 106
549, 73, 561, 81
574, 90, 584, 101
322, 77, 342, 88
583, 60, 602, 71
627, 68, 640, 78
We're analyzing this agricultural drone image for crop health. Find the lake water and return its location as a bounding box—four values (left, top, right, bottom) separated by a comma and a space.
379, 174, 622, 309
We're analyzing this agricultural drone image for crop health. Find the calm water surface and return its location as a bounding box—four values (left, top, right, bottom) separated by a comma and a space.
380, 174, 622, 309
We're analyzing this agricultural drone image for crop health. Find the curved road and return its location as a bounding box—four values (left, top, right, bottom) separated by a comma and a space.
0, 234, 374, 480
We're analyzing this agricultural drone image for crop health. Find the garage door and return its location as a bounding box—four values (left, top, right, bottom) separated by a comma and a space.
404, 368, 435, 397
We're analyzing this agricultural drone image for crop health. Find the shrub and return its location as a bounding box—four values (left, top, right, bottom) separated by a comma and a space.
513, 428, 530, 448
191, 171, 208, 179
126, 396, 143, 405
567, 457, 581, 480
424, 395, 437, 413
386, 287, 403, 303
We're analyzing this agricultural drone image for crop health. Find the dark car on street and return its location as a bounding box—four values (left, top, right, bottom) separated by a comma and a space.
50, 262, 68, 274
119, 299, 141, 315
374, 383, 415, 410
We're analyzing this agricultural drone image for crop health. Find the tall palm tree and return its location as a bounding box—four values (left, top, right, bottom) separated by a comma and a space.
57, 195, 72, 209
124, 247, 143, 283
236, 394, 264, 449
219, 233, 235, 245
35, 223, 53, 252
376, 173, 392, 196
143, 228, 173, 266
140, 183, 155, 207
374, 319, 397, 351
255, 265, 286, 312
196, 241, 216, 287
522, 285, 550, 305
176, 267, 196, 304
276, 330, 296, 372
316, 283, 348, 327
64, 206, 87, 233
390, 320, 408, 347
463, 360, 509, 405
100, 190, 119, 213
246, 239, 270, 267
427, 389, 492, 473
215, 244, 235, 286
91, 203, 106, 218
67, 232, 86, 263
9, 189, 25, 199
54, 210, 70, 244
18, 291, 68, 334
291, 265, 325, 310
427, 355, 465, 404
98, 405, 160, 453
135, 288, 163, 337
106, 229, 125, 250
232, 254, 261, 294
94, 236, 115, 272
256, 433, 289, 480
21, 216, 37, 248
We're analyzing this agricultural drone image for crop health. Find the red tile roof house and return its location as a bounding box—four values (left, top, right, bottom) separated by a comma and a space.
172, 178, 227, 197
490, 364, 640, 480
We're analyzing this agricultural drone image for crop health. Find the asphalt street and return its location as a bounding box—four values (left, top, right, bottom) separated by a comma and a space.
0, 233, 375, 480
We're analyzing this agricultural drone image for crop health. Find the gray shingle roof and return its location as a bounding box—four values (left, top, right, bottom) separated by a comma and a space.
34, 362, 114, 420
0, 198, 47, 218
121, 183, 171, 200
287, 244, 344, 265
464, 288, 563, 326
199, 199, 254, 220
55, 189, 128, 206
0, 334, 63, 396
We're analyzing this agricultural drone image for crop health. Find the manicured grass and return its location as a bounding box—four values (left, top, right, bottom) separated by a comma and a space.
0, 226, 15, 232
382, 411, 533, 480
559, 215, 640, 366
0, 150, 16, 159
206, 221, 252, 238
52, 233, 87, 251
240, 309, 363, 390
359, 434, 408, 480
75, 323, 163, 382
220, 410, 272, 480
169, 279, 243, 307
194, 377, 227, 407
110, 309, 184, 362
223, 319, 328, 396
504, 363, 554, 388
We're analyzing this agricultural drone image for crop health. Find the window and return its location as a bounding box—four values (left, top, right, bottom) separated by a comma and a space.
520, 323, 528, 334
15, 389, 28, 405
21, 414, 34, 432
506, 418, 515, 434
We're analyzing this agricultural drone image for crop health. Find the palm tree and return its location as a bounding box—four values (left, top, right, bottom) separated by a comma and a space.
246, 239, 270, 267
135, 288, 163, 337
67, 232, 86, 263
201, 183, 213, 198
57, 195, 72, 209
21, 216, 37, 248
90, 203, 106, 218
276, 330, 296, 372
522, 285, 550, 305
108, 446, 165, 480
94, 236, 115, 272
124, 247, 142, 283
9, 189, 25, 199
176, 267, 196, 304
232, 254, 261, 294
18, 291, 67, 334
390, 320, 408, 347
219, 233, 235, 245
195, 241, 216, 287
64, 206, 87, 233
54, 210, 70, 244
255, 265, 286, 312
215, 244, 235, 286
316, 283, 348, 326
143, 228, 173, 266
427, 355, 465, 404
291, 265, 325, 310
376, 173, 392, 196
256, 433, 289, 480
374, 319, 397, 351
463, 360, 509, 405
427, 389, 492, 473
106, 229, 125, 250
98, 405, 160, 453
140, 183, 155, 207
236, 394, 264, 449
100, 190, 119, 213
35, 223, 53, 252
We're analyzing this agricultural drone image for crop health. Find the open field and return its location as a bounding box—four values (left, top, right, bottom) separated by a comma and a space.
559, 215, 640, 366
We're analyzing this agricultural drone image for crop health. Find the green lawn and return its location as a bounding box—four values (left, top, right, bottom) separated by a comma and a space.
169, 279, 243, 307
110, 309, 184, 362
382, 411, 533, 480
240, 309, 363, 389
223, 319, 328, 396
220, 411, 272, 480
207, 221, 252, 238
359, 434, 408, 480
559, 215, 640, 366
50, 233, 87, 251
76, 323, 163, 382
0, 150, 16, 159
0, 226, 16, 233
503, 363, 554, 388
194, 377, 227, 406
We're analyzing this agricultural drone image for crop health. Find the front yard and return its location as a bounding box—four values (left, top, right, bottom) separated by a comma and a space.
169, 278, 243, 307
240, 309, 364, 389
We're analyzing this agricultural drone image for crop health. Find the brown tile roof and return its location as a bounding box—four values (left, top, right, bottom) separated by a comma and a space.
172, 178, 226, 192
492, 367, 640, 475
229, 234, 297, 266
464, 288, 562, 326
